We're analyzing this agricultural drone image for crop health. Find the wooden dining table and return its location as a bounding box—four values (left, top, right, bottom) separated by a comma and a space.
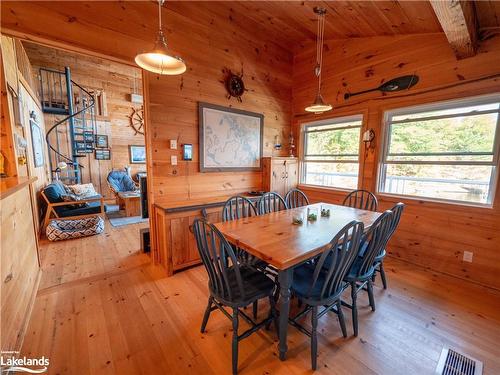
214, 202, 381, 361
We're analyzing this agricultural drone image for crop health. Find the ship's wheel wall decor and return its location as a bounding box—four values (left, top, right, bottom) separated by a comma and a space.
128, 107, 144, 135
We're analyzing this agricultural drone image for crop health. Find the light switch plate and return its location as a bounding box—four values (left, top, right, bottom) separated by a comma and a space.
171, 155, 178, 166
170, 139, 177, 149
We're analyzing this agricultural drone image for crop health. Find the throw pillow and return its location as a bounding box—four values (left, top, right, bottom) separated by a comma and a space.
67, 183, 98, 198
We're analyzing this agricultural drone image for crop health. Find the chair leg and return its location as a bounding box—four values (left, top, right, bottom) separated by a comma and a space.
232, 308, 239, 375
367, 279, 376, 312
351, 282, 358, 337
253, 300, 258, 319
311, 306, 318, 370
336, 301, 347, 338
266, 295, 279, 333
200, 297, 213, 333
379, 262, 388, 289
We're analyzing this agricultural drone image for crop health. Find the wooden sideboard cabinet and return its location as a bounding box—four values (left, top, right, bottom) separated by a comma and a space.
153, 196, 257, 276
262, 157, 298, 198
154, 205, 220, 276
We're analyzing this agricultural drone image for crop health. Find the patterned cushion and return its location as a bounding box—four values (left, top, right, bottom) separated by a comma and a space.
67, 183, 98, 198
46, 216, 105, 241
61, 193, 89, 209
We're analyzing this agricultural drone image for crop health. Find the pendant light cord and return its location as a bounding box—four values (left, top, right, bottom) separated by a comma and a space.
316, 10, 325, 94
158, 0, 164, 32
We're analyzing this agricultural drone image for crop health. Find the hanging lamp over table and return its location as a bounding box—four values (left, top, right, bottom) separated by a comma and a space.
135, 0, 186, 75
305, 7, 332, 114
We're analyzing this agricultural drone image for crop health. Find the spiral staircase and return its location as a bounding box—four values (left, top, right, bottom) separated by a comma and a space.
41, 67, 97, 184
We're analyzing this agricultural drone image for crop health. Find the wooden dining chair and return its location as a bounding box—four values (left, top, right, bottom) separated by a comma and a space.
285, 188, 310, 208
222, 195, 265, 318
288, 220, 364, 370
193, 218, 277, 375
373, 202, 405, 289
343, 189, 378, 211
342, 210, 393, 336
257, 192, 287, 214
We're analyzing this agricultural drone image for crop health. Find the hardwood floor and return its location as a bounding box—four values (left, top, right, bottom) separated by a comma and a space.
22, 220, 500, 375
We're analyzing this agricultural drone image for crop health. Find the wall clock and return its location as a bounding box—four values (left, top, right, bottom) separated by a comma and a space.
222, 68, 247, 102
128, 107, 144, 135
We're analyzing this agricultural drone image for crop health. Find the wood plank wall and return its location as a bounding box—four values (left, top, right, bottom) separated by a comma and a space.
292, 33, 500, 290
22, 42, 145, 199
146, 10, 293, 206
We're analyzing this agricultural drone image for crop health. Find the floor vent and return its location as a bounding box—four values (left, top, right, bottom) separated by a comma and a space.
436, 347, 483, 375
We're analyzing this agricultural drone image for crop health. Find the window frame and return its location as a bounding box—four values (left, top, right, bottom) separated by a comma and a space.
378, 93, 500, 208
300, 114, 363, 191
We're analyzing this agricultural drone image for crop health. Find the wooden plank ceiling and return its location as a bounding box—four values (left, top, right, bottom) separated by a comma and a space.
1, 1, 498, 59
188, 1, 443, 50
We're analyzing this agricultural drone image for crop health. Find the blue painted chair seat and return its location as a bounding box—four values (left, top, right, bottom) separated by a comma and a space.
210, 265, 275, 305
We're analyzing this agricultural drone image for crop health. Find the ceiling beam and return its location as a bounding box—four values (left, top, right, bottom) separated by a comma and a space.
430, 0, 478, 59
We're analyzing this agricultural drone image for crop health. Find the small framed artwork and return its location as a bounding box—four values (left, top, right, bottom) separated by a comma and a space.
129, 145, 146, 164
95, 148, 111, 160
29, 112, 45, 167
95, 134, 108, 148
83, 131, 94, 143
183, 144, 193, 161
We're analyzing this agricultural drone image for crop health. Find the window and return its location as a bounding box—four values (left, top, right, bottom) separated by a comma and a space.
379, 95, 500, 206
301, 115, 362, 189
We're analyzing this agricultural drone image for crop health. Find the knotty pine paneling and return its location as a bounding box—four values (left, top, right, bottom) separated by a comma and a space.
293, 33, 500, 289
22, 42, 145, 199
145, 14, 293, 206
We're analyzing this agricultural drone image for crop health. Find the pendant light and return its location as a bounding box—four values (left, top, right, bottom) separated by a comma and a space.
135, 0, 186, 75
305, 7, 332, 114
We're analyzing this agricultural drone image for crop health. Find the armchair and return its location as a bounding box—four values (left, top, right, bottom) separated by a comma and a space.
41, 181, 106, 230
107, 170, 139, 207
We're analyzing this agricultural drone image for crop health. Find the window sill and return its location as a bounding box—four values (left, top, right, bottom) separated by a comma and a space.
298, 184, 353, 195
377, 192, 494, 210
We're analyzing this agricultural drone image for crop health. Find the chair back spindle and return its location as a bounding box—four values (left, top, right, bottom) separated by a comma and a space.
257, 192, 287, 215
285, 188, 310, 208
305, 221, 364, 301
222, 196, 257, 222
356, 210, 393, 279
193, 219, 245, 301
343, 189, 378, 211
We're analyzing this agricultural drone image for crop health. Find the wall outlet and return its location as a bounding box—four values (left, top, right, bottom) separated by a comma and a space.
170, 139, 177, 149
463, 251, 473, 263
171, 155, 178, 166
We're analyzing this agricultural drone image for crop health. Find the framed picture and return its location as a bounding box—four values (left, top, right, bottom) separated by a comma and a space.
8, 85, 23, 128
95, 148, 111, 160
29, 112, 45, 167
83, 131, 94, 143
129, 145, 146, 164
199, 102, 263, 172
95, 134, 108, 148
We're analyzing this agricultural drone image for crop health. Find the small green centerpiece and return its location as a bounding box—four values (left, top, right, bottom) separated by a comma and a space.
321, 208, 331, 217
307, 213, 318, 222
292, 216, 304, 225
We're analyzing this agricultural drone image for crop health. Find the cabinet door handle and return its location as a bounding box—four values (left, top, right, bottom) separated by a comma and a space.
188, 224, 194, 234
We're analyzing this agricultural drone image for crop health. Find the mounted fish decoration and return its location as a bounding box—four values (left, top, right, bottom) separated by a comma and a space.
344, 75, 419, 100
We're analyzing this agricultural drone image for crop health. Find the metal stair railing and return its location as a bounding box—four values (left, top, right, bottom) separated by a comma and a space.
42, 67, 96, 183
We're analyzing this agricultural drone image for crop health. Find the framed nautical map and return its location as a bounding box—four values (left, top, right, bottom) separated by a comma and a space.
199, 102, 263, 172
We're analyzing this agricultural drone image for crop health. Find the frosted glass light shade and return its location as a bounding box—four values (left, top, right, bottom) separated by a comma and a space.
135, 32, 186, 75
135, 50, 186, 75
305, 93, 332, 113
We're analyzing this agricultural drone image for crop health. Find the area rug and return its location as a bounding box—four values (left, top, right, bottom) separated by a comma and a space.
106, 205, 148, 227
